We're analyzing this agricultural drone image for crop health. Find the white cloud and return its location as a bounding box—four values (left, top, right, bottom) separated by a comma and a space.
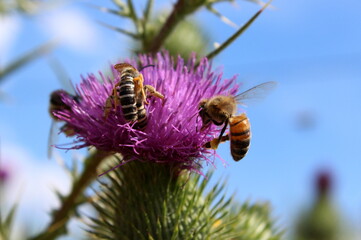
1, 142, 71, 236
39, 8, 99, 52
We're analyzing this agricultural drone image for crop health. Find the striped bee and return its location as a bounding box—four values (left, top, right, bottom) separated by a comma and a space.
103, 63, 164, 130
200, 81, 276, 161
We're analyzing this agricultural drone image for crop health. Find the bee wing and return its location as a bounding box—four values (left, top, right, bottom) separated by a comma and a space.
47, 120, 58, 160
234, 81, 277, 106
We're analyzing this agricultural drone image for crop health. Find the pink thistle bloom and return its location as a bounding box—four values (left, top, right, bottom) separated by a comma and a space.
54, 52, 239, 173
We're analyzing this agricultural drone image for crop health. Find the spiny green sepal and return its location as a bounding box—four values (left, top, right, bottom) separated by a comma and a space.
88, 161, 282, 239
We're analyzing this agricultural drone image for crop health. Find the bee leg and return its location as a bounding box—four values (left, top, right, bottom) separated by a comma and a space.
205, 138, 218, 149
210, 138, 220, 149
217, 118, 229, 143
205, 135, 229, 149
112, 83, 121, 109
104, 82, 122, 119
144, 85, 165, 100
103, 96, 114, 119
220, 134, 230, 142
133, 74, 148, 104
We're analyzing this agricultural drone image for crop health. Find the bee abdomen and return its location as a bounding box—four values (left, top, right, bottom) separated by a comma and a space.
118, 75, 137, 122
134, 101, 148, 130
230, 139, 250, 161
119, 94, 136, 105
230, 129, 250, 136
229, 113, 251, 161
120, 97, 137, 121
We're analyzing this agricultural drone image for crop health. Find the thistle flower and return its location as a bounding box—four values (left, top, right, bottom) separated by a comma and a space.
54, 52, 238, 173
316, 170, 332, 197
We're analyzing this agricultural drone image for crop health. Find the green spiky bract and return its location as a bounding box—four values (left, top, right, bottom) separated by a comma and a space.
88, 161, 282, 240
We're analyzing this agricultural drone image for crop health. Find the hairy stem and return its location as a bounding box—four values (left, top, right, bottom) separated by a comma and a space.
29, 150, 111, 240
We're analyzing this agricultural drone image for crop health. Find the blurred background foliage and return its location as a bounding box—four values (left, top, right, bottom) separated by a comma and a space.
0, 0, 58, 82
1, 0, 361, 239
0, 0, 44, 15
293, 171, 344, 240
137, 16, 209, 59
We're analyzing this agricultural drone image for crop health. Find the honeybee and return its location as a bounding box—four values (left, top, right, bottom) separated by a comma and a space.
103, 63, 164, 130
48, 90, 79, 158
200, 81, 277, 160
205, 113, 251, 161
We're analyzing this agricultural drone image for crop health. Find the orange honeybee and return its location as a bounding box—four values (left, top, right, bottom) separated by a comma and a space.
200, 81, 276, 161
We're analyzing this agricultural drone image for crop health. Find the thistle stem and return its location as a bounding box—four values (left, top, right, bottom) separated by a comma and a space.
146, 0, 187, 53
29, 150, 111, 240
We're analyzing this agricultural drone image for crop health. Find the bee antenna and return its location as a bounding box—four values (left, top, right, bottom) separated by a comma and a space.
139, 65, 155, 72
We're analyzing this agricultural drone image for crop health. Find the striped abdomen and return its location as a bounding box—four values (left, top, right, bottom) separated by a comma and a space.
229, 113, 251, 161
118, 74, 137, 122
134, 98, 147, 130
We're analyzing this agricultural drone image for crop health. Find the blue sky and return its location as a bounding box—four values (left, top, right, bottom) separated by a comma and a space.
1, 0, 361, 238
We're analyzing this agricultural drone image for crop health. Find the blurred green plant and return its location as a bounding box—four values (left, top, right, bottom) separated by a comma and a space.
0, 0, 61, 84
0, 201, 18, 240
294, 171, 342, 240
295, 199, 340, 240
135, 16, 210, 60
87, 161, 282, 240
0, 41, 57, 83
93, 0, 272, 60
0, 0, 43, 15
30, 150, 112, 240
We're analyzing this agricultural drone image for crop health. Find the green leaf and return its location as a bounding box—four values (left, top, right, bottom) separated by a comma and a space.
206, 5, 238, 28
0, 41, 57, 83
85, 3, 128, 17
203, 0, 273, 63
97, 21, 140, 39
112, 0, 127, 11
143, 0, 153, 26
